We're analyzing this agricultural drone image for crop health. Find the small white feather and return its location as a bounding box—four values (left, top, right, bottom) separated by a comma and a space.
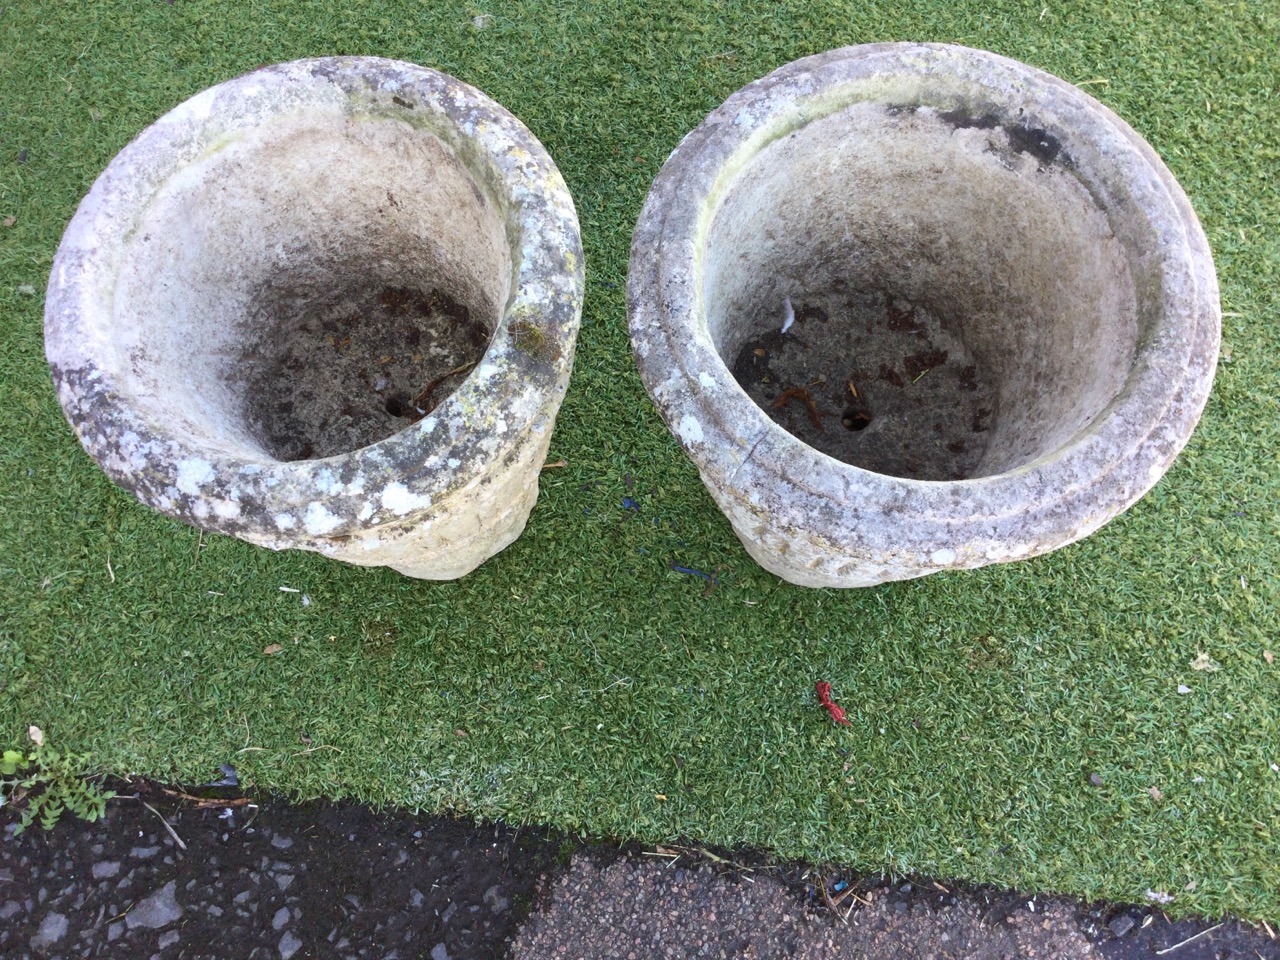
781, 296, 795, 333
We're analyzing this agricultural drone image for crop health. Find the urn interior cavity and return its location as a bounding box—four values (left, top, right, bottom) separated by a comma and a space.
703, 99, 1142, 480
112, 110, 513, 462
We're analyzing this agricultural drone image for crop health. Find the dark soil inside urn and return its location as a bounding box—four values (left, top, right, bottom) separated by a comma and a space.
242, 285, 491, 461
731, 290, 997, 480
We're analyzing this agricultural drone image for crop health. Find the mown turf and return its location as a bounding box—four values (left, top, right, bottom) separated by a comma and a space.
2, 0, 1277, 922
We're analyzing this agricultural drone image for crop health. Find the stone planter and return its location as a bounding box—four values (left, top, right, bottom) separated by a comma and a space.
628, 43, 1219, 588
45, 57, 583, 579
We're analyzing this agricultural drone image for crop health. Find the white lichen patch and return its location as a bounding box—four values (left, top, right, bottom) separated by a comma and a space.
274, 512, 297, 531
381, 482, 433, 516
676, 415, 705, 445
469, 363, 498, 386
304, 501, 343, 535
176, 458, 215, 495
212, 498, 241, 520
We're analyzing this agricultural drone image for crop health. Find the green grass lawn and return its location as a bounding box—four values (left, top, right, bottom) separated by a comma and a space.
2, 0, 1277, 921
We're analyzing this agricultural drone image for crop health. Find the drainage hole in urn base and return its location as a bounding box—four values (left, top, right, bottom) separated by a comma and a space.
241, 285, 491, 462
731, 290, 996, 481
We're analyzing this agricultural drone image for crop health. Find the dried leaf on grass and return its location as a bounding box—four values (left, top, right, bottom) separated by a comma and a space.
1191, 652, 1221, 672
263, 644, 283, 655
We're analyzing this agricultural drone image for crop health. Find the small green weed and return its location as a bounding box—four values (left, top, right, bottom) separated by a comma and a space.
1, 727, 116, 835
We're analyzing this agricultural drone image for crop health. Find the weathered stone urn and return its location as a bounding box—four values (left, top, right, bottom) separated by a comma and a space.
45, 57, 584, 579
628, 43, 1219, 587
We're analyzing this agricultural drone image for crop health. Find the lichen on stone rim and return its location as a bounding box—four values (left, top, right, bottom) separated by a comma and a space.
45, 57, 584, 575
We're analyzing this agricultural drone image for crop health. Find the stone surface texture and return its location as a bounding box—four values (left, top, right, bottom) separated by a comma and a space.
45, 57, 584, 579
628, 43, 1219, 587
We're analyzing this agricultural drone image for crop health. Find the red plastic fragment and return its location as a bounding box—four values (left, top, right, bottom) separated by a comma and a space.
815, 681, 853, 727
